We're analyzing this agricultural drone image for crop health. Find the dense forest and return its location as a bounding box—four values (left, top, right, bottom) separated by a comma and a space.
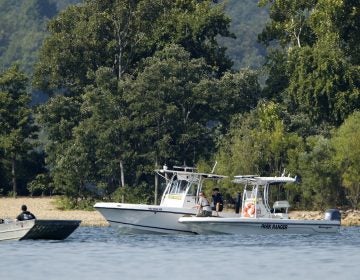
0, 0, 359, 210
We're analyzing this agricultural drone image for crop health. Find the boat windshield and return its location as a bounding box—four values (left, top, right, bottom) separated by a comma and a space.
169, 179, 188, 194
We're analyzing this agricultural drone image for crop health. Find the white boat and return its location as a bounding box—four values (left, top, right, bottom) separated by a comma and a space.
94, 166, 226, 234
0, 219, 35, 241
179, 175, 341, 234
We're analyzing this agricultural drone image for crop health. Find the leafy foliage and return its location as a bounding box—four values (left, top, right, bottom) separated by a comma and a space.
33, 0, 234, 95
295, 136, 343, 209
215, 101, 303, 192
332, 111, 360, 209
261, 0, 360, 130
0, 65, 38, 196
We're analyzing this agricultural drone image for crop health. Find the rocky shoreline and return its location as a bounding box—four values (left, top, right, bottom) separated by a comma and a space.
289, 210, 360, 226
1, 197, 359, 226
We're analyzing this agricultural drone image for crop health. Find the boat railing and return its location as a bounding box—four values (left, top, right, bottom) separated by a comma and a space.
241, 185, 274, 218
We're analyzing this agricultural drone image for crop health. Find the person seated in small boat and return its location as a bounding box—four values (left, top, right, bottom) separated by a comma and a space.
196, 192, 212, 217
211, 187, 224, 216
16, 205, 36, 221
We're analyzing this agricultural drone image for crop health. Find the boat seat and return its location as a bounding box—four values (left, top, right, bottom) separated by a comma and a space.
273, 200, 290, 209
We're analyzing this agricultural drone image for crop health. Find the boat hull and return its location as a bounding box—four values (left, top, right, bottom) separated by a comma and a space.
0, 220, 35, 241
0, 219, 81, 241
94, 203, 197, 234
178, 217, 340, 234
20, 219, 81, 240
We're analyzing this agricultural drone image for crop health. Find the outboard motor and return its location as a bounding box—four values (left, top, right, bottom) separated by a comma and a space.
324, 209, 341, 222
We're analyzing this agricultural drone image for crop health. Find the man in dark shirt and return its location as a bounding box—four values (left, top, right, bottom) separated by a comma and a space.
16, 205, 36, 221
212, 188, 223, 215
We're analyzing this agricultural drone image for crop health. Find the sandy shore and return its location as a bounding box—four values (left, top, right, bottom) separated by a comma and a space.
0, 197, 109, 226
1, 197, 359, 226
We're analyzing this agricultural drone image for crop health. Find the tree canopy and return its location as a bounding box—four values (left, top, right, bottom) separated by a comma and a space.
33, 0, 234, 95
0, 65, 38, 196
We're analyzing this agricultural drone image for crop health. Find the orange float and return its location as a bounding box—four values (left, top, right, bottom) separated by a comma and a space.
242, 202, 255, 217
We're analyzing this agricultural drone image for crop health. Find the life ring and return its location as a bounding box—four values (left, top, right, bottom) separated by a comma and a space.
242, 202, 255, 217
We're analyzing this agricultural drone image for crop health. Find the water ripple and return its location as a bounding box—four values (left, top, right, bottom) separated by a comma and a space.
0, 226, 359, 280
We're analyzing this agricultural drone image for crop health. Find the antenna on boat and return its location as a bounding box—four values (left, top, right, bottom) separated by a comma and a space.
211, 161, 218, 173
173, 165, 197, 172
281, 169, 286, 177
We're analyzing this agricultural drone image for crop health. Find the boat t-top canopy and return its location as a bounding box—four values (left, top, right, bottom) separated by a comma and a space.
156, 166, 226, 208
232, 175, 298, 219
233, 175, 297, 185
156, 167, 227, 180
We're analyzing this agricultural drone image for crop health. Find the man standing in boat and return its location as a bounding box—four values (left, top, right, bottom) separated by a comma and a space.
211, 187, 224, 216
16, 205, 36, 221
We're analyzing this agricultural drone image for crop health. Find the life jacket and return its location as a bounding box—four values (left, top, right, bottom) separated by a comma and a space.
19, 211, 35, 220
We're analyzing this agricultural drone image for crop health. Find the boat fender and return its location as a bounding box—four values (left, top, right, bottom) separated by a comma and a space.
324, 209, 341, 222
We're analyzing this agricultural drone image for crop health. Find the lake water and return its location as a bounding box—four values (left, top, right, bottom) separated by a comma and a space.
1, 226, 359, 280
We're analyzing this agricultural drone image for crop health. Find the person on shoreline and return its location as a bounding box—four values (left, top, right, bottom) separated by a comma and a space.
16, 205, 36, 221
196, 191, 212, 217
211, 187, 223, 216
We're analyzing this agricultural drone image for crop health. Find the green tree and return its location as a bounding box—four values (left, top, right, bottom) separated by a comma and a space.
296, 135, 342, 209
0, 65, 38, 196
290, 0, 360, 126
33, 0, 233, 95
260, 0, 360, 132
258, 0, 317, 103
28, 173, 53, 196
37, 95, 82, 194
81, 67, 131, 193
258, 0, 317, 48
122, 44, 214, 169
329, 0, 360, 64
34, 1, 234, 203
66, 46, 261, 201
286, 39, 360, 127
212, 70, 261, 129
215, 101, 303, 193
332, 111, 360, 209
51, 123, 98, 202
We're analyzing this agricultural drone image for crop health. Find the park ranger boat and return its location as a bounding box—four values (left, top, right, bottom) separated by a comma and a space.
94, 166, 226, 234
179, 175, 341, 234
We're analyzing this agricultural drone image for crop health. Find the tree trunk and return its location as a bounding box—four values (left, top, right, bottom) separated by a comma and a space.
118, 36, 123, 80
119, 159, 125, 203
11, 156, 17, 198
120, 159, 125, 188
154, 158, 159, 205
